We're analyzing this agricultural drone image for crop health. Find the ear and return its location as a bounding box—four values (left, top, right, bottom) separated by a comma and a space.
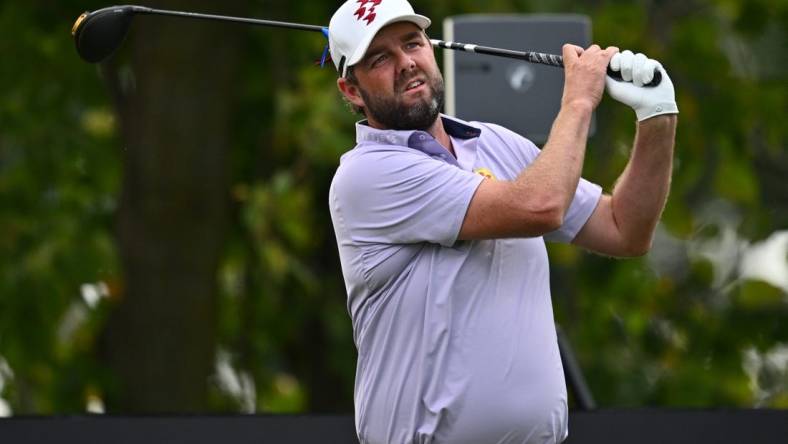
337, 77, 366, 109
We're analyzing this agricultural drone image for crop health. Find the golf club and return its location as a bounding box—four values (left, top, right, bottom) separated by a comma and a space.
71, 5, 661, 86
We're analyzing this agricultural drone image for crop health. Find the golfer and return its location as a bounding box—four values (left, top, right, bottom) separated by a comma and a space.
328, 0, 677, 442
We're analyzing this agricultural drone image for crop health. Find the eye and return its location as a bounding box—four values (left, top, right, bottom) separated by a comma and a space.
405, 41, 421, 50
370, 54, 388, 68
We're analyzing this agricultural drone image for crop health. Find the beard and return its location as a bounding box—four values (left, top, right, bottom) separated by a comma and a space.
358, 69, 445, 131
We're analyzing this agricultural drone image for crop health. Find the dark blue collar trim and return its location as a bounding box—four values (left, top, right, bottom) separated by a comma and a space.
441, 116, 481, 139
357, 115, 481, 140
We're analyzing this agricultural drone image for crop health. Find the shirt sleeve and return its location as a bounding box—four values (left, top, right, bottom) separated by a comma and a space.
331, 147, 485, 247
477, 122, 603, 243
544, 177, 602, 243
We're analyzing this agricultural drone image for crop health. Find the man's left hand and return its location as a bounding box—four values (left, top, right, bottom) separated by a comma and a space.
606, 50, 679, 121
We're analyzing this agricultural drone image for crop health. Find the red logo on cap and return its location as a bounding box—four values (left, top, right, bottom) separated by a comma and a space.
354, 0, 382, 25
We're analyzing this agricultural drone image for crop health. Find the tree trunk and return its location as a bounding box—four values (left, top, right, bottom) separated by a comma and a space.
104, 0, 246, 412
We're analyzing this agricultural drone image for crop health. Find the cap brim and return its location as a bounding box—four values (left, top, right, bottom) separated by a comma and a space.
345, 14, 431, 71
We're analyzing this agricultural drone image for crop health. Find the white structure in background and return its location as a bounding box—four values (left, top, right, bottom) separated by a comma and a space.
743, 344, 788, 407
81, 282, 110, 308
690, 227, 788, 294
738, 231, 788, 407
683, 199, 787, 294
0, 356, 13, 417
655, 199, 788, 406
58, 282, 112, 345
739, 231, 788, 293
689, 223, 747, 290
215, 349, 256, 413
86, 393, 106, 414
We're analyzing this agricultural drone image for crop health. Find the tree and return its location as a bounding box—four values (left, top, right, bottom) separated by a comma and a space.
99, 0, 248, 412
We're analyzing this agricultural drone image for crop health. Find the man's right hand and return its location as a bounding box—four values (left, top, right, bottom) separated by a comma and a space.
560, 44, 619, 112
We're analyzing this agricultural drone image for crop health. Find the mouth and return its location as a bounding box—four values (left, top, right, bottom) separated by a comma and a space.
402, 78, 426, 93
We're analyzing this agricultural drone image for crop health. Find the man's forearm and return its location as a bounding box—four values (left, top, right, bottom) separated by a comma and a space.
611, 115, 677, 251
458, 44, 616, 240
513, 101, 594, 221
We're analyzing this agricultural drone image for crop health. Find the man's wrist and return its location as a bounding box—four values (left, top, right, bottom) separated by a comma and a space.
560, 99, 596, 118
637, 113, 677, 128
636, 102, 679, 121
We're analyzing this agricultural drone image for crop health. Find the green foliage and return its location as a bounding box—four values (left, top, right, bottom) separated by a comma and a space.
0, 1, 121, 413
0, 0, 785, 414
555, 0, 788, 408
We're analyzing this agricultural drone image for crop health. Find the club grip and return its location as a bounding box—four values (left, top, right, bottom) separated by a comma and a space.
606, 66, 662, 87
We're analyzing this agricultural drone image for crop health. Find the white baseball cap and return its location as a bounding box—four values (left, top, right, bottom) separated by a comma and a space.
329, 0, 431, 77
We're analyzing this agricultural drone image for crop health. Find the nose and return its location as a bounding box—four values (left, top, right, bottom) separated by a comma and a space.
395, 50, 416, 74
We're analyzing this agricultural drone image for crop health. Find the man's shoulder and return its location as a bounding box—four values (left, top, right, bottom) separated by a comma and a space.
475, 121, 524, 140
332, 143, 430, 192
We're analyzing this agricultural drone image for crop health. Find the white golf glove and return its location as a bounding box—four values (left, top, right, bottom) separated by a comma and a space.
606, 50, 678, 121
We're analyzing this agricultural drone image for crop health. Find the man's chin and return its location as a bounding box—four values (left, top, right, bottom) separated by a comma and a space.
364, 95, 442, 131
397, 90, 431, 106
401, 108, 440, 130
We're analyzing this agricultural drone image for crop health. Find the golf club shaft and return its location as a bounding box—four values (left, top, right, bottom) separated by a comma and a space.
93, 5, 567, 68
74, 5, 661, 85
129, 5, 326, 33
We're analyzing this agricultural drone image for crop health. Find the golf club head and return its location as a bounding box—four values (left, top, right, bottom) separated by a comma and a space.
72, 5, 140, 63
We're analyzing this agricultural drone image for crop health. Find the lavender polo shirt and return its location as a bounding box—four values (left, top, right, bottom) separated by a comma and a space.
329, 115, 602, 444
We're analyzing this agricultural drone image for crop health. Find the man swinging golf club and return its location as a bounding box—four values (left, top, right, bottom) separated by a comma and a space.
327, 0, 677, 442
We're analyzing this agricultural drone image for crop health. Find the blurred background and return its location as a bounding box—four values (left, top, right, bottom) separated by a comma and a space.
0, 0, 785, 416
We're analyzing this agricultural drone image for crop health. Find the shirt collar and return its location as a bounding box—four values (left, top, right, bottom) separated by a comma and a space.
355, 114, 481, 148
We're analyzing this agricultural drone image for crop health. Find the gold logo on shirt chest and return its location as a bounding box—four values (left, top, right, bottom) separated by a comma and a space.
474, 168, 496, 180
